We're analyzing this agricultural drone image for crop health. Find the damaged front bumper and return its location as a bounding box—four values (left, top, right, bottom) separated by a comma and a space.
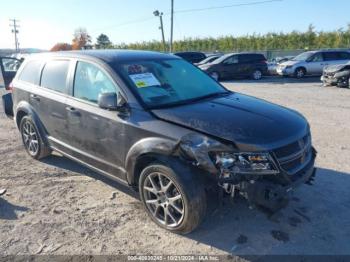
216, 148, 317, 211
177, 133, 317, 211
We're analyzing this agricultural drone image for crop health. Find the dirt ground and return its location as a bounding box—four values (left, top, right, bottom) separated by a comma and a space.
1, 77, 350, 258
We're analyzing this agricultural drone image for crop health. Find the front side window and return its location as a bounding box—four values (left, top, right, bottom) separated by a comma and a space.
74, 61, 116, 103
309, 53, 323, 62
224, 55, 238, 65
18, 60, 42, 85
41, 60, 70, 93
115, 59, 228, 108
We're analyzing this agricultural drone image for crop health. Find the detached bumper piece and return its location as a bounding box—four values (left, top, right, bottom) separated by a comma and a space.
245, 165, 316, 211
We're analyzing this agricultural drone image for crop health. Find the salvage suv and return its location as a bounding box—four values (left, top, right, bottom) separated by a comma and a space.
11, 50, 316, 234
277, 50, 350, 78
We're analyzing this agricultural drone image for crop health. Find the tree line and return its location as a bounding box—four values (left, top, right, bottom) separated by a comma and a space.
52, 24, 350, 52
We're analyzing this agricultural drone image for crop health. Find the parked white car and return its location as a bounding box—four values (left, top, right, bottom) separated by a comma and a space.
276, 50, 350, 78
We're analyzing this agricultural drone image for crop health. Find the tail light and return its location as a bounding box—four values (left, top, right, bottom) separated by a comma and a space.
6, 82, 14, 92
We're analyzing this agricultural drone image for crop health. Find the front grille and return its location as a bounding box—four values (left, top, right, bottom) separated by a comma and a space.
273, 134, 312, 178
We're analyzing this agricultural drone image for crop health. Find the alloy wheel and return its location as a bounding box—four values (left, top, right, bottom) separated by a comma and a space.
253, 70, 262, 80
210, 72, 219, 81
296, 69, 305, 78
142, 172, 185, 228
22, 120, 39, 156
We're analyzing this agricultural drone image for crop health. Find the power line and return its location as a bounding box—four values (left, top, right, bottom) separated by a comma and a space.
9, 18, 20, 53
170, 0, 282, 15
92, 0, 282, 33
91, 17, 155, 33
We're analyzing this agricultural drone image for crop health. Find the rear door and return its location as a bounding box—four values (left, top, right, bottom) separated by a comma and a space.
33, 59, 72, 145
323, 52, 343, 68
237, 54, 254, 76
336, 51, 350, 65
0, 57, 22, 88
64, 60, 127, 180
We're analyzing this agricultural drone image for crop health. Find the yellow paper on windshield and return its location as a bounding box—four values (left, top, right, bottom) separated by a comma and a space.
129, 73, 161, 88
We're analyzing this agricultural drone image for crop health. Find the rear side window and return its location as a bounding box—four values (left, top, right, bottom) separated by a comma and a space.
338, 52, 350, 60
323, 52, 340, 61
41, 60, 70, 93
18, 60, 42, 85
73, 61, 117, 103
239, 54, 265, 63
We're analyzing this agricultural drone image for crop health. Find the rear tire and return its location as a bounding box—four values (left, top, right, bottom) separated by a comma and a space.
139, 163, 206, 234
20, 116, 51, 159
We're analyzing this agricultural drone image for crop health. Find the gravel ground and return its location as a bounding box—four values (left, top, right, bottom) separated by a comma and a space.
0, 77, 350, 258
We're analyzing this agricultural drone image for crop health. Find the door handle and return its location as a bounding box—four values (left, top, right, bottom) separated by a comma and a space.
30, 94, 40, 101
66, 106, 81, 116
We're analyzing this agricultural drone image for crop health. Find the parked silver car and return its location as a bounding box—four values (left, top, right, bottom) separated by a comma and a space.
276, 50, 350, 78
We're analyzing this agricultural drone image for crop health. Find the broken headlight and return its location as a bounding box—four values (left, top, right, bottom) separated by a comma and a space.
214, 152, 278, 174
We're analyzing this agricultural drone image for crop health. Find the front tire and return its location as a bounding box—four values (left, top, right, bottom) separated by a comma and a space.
139, 163, 206, 234
294, 67, 306, 78
210, 71, 220, 81
252, 69, 263, 80
20, 116, 51, 159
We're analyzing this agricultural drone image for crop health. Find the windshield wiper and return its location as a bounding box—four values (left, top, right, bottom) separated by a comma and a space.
150, 91, 231, 109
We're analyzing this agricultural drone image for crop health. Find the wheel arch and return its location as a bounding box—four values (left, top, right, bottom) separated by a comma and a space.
15, 101, 49, 146
295, 66, 307, 75
125, 137, 178, 186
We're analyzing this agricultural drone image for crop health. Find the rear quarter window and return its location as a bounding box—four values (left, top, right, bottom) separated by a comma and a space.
339, 52, 350, 60
40, 60, 70, 93
18, 60, 42, 85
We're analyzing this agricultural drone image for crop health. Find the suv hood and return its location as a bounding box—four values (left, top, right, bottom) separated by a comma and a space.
280, 60, 299, 67
152, 93, 309, 151
324, 63, 350, 73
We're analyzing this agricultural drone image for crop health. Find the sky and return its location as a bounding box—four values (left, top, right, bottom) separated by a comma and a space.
1, 0, 350, 50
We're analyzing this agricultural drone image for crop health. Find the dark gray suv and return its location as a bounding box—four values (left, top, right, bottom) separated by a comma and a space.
11, 50, 316, 234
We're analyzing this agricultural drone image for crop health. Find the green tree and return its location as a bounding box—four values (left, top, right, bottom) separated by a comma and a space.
95, 34, 112, 49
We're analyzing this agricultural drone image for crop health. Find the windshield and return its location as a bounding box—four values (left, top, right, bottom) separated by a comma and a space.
115, 59, 228, 108
212, 53, 234, 64
197, 56, 219, 65
291, 52, 314, 61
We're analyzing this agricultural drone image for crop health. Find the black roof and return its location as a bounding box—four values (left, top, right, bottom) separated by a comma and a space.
30, 49, 179, 64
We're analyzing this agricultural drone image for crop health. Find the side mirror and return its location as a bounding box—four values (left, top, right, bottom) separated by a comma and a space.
98, 92, 129, 114
98, 92, 118, 110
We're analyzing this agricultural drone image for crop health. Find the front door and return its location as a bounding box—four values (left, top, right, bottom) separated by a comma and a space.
65, 60, 126, 180
306, 53, 325, 75
222, 55, 239, 78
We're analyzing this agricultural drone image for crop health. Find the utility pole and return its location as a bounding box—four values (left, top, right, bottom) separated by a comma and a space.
153, 10, 166, 52
170, 0, 174, 53
9, 19, 20, 53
